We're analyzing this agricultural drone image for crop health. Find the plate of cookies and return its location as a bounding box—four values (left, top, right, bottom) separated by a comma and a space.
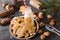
9, 16, 39, 39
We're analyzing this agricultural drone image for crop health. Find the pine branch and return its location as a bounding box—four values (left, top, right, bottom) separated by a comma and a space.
40, 0, 60, 15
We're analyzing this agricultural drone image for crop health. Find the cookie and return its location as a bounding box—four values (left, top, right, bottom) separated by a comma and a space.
10, 16, 37, 38
19, 6, 26, 14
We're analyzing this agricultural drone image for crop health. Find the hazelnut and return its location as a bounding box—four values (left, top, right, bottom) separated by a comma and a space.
39, 22, 45, 27
35, 16, 39, 21
43, 32, 50, 37
49, 19, 55, 26
40, 34, 46, 40
47, 15, 52, 19
38, 30, 43, 34
49, 21, 55, 26
38, 12, 43, 18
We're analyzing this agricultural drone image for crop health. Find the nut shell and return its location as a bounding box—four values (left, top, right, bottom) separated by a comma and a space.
43, 32, 50, 37
49, 19, 55, 26
0, 10, 10, 18
38, 12, 43, 19
39, 22, 45, 27
40, 34, 46, 40
38, 30, 43, 34
47, 15, 52, 19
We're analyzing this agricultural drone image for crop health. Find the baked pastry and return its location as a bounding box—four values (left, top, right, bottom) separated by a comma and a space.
10, 17, 24, 35
0, 10, 10, 18
16, 27, 24, 38
30, 0, 42, 9
0, 3, 14, 18
19, 6, 26, 14
1, 3, 14, 11
0, 18, 11, 25
24, 32, 29, 38
1, 3, 8, 8
10, 16, 37, 38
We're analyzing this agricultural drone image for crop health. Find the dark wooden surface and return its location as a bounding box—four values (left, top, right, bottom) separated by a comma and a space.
0, 0, 60, 40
